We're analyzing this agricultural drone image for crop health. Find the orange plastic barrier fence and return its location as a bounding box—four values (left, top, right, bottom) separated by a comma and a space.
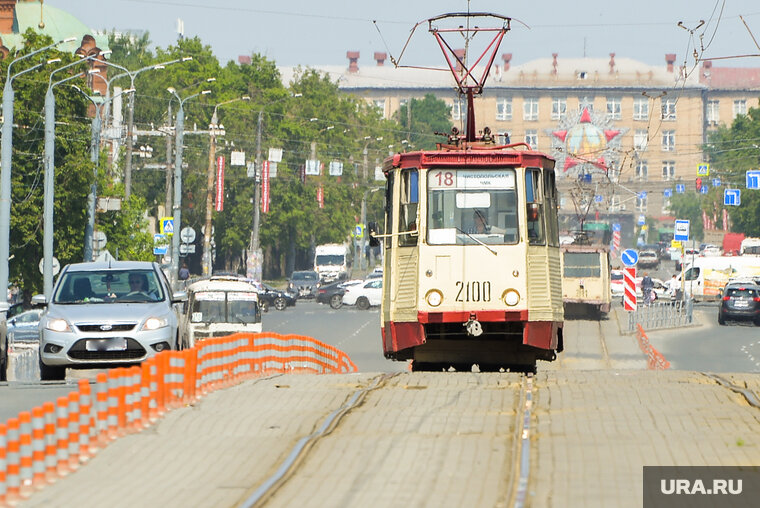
0, 332, 356, 505
635, 324, 671, 370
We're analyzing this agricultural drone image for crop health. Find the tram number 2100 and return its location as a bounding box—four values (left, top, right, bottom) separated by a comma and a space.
454, 281, 491, 302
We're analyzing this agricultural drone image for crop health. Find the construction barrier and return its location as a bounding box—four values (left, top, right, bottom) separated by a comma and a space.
0, 332, 357, 505
635, 324, 671, 370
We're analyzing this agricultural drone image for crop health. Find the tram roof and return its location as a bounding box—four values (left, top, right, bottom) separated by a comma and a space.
383, 147, 555, 171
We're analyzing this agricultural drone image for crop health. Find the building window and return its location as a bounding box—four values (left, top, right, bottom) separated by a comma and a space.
633, 129, 648, 151
662, 161, 676, 181
707, 100, 720, 125
662, 196, 672, 214
662, 130, 675, 152
525, 130, 538, 149
635, 161, 648, 181
451, 99, 464, 120
373, 99, 386, 118
523, 98, 539, 121
606, 97, 621, 120
609, 195, 622, 212
661, 98, 677, 120
551, 97, 566, 120
636, 194, 648, 212
633, 97, 648, 121
578, 97, 594, 112
496, 97, 512, 121
733, 99, 747, 118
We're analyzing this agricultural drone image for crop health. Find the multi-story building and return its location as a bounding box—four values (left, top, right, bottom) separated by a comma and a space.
280, 51, 760, 234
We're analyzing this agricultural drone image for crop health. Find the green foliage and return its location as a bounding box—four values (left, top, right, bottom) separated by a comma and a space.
667, 192, 705, 242
705, 106, 760, 237
397, 94, 451, 149
97, 195, 155, 261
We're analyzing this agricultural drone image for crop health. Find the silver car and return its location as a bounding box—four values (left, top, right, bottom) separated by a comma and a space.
34, 261, 187, 381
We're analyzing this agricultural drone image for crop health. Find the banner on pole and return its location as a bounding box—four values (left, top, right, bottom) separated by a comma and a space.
268, 148, 283, 163
261, 161, 270, 213
230, 151, 245, 166
317, 184, 324, 209
215, 156, 225, 211
305, 159, 320, 175
329, 161, 343, 176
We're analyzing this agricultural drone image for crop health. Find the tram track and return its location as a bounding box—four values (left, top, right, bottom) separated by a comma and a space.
238, 372, 399, 508
597, 320, 612, 369
702, 373, 760, 409
504, 373, 535, 508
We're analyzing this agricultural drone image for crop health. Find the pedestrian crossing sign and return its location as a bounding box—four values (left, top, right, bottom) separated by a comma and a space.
697, 163, 709, 176
161, 216, 174, 236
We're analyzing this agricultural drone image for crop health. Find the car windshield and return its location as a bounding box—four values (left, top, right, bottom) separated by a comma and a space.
315, 255, 344, 266
53, 269, 164, 304
191, 291, 259, 324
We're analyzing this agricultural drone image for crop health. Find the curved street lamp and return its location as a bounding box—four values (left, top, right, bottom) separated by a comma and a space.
167, 86, 212, 284
202, 95, 251, 275
0, 36, 76, 304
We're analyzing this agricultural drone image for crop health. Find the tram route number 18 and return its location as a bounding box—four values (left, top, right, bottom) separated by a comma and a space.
432, 171, 455, 187
455, 281, 491, 302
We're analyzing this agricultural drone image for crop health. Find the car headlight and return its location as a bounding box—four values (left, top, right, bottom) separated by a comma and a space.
502, 289, 520, 306
425, 289, 443, 307
45, 318, 71, 333
142, 316, 169, 331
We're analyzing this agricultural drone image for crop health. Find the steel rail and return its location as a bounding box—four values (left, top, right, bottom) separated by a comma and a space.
238, 373, 398, 508
703, 373, 760, 409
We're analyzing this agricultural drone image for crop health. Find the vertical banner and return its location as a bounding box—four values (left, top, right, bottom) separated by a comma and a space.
261, 160, 270, 213
215, 155, 225, 211
317, 184, 324, 209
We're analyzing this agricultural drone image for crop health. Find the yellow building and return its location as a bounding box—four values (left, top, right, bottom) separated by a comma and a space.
281, 51, 760, 232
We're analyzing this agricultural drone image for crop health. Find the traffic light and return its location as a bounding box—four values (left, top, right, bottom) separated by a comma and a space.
695, 177, 702, 192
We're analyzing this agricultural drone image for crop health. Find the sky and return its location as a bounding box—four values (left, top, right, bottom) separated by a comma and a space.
47, 0, 760, 69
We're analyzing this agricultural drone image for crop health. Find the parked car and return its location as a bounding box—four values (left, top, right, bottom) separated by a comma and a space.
34, 261, 187, 381
637, 250, 660, 269
7, 308, 43, 344
179, 277, 261, 349
342, 278, 382, 310
717, 282, 760, 325
287, 270, 320, 299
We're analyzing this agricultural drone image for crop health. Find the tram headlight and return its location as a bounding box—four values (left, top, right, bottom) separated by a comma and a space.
502, 289, 520, 307
425, 289, 443, 307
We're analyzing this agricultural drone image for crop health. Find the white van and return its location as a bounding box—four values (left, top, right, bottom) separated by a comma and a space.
180, 277, 262, 349
677, 257, 760, 301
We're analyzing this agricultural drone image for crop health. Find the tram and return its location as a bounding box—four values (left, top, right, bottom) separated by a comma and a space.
371, 12, 564, 372
560, 241, 612, 319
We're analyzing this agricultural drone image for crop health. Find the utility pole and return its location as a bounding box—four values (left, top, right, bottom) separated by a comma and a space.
251, 110, 263, 253
164, 102, 174, 222
203, 110, 219, 276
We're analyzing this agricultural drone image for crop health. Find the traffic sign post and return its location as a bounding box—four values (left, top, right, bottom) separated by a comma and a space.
676, 184, 685, 194
637, 215, 646, 226
746, 170, 760, 190
697, 163, 710, 176
623, 267, 637, 311
700, 185, 709, 194
611, 223, 621, 254
674, 220, 690, 242
161, 216, 174, 236
153, 234, 169, 255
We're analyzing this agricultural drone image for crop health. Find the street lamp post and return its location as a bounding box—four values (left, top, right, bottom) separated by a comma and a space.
71, 85, 135, 262
167, 87, 212, 285
43, 59, 100, 298
0, 36, 75, 304
203, 95, 250, 275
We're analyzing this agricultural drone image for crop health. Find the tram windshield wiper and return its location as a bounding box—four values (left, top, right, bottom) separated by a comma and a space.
455, 228, 497, 256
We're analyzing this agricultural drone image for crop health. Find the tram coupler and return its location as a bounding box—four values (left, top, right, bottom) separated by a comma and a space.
464, 315, 483, 337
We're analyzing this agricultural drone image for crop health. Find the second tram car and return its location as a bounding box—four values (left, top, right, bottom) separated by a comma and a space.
376, 146, 564, 371
560, 243, 612, 319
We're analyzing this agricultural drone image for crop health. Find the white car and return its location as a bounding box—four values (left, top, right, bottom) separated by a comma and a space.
342, 279, 382, 310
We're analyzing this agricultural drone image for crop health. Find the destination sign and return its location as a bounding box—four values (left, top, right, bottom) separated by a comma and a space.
428, 170, 515, 190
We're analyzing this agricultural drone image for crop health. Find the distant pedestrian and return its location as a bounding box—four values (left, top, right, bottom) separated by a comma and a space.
179, 262, 190, 281
641, 272, 654, 304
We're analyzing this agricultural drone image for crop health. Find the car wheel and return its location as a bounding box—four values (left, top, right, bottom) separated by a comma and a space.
274, 297, 287, 311
718, 312, 725, 325
260, 300, 270, 313
329, 294, 343, 309
356, 297, 370, 310
39, 354, 66, 381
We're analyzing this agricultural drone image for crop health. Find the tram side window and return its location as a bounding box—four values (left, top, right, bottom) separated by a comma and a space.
398, 169, 419, 247
544, 169, 559, 247
525, 168, 545, 245
384, 172, 394, 250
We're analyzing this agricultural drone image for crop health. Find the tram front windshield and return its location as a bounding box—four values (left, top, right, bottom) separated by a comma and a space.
427, 169, 518, 245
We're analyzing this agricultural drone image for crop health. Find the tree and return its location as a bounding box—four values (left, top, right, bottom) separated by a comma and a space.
705, 106, 760, 237
397, 94, 452, 150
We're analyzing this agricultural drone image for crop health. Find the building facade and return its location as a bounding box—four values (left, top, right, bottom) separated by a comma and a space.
281, 51, 760, 232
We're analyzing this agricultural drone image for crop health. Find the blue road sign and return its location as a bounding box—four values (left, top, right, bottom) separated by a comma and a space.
676, 184, 685, 194
700, 185, 709, 194
747, 170, 760, 190
354, 224, 364, 238
663, 189, 673, 197
674, 220, 690, 242
621, 249, 638, 267
724, 188, 741, 206
638, 191, 647, 199
637, 215, 646, 226
162, 217, 174, 235
612, 223, 621, 232
712, 178, 721, 187
594, 194, 603, 203
697, 163, 710, 176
